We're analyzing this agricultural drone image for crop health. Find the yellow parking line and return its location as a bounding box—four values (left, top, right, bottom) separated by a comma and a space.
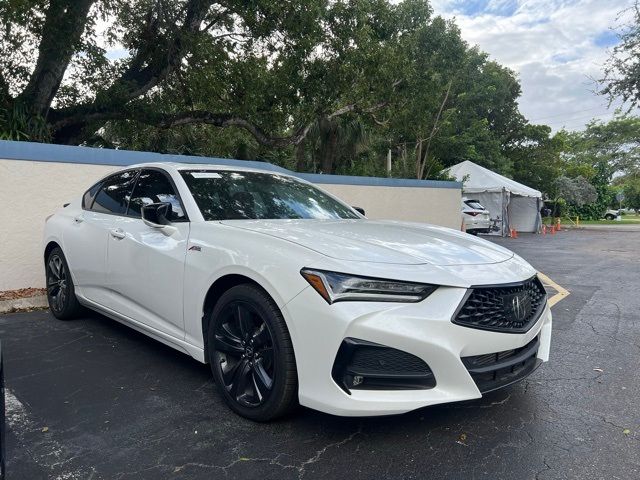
537, 271, 570, 307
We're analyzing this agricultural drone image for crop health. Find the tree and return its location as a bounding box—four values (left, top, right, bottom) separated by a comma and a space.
380, 18, 524, 179
601, 2, 640, 108
614, 174, 640, 211
0, 0, 402, 147
623, 177, 640, 210
564, 114, 640, 177
554, 176, 597, 207
0, 0, 539, 183
506, 125, 564, 197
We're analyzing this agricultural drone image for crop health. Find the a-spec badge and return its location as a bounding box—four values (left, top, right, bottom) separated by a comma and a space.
188, 245, 202, 252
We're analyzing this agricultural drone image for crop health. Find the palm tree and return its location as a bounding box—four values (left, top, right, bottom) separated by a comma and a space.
302, 116, 368, 174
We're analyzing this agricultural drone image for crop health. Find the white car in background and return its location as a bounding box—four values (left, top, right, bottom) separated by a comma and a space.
603, 209, 621, 220
43, 163, 552, 421
461, 198, 491, 235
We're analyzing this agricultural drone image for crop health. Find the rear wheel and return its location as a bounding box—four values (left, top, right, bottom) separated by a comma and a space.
46, 247, 83, 320
604, 214, 615, 220
207, 284, 298, 421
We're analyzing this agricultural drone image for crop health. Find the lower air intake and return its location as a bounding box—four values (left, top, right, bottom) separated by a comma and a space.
332, 338, 436, 393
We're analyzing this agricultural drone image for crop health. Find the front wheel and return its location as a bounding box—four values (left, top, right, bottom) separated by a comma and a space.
604, 214, 615, 220
207, 284, 298, 421
46, 247, 83, 320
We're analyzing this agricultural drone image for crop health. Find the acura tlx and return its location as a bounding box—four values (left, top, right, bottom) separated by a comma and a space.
43, 162, 551, 421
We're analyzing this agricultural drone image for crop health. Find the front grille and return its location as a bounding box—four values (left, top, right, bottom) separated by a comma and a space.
452, 276, 547, 333
332, 338, 435, 393
462, 336, 541, 393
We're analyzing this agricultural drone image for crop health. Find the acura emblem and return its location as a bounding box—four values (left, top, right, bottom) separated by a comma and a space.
512, 295, 526, 321
503, 292, 531, 322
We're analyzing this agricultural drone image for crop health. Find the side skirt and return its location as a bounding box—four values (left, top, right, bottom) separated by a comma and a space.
77, 295, 206, 363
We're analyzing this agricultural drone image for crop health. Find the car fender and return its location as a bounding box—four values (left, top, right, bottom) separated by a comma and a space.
182, 222, 322, 356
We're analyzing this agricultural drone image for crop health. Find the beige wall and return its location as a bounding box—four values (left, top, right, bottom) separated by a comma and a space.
317, 183, 460, 229
0, 159, 460, 291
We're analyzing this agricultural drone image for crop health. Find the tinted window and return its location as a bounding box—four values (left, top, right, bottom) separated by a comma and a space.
82, 182, 102, 209
128, 169, 186, 221
92, 170, 138, 215
464, 200, 485, 210
180, 170, 360, 221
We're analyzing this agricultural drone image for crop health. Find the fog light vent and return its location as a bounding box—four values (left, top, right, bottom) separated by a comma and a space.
331, 338, 436, 394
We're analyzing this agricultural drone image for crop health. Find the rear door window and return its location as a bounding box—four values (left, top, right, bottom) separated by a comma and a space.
91, 170, 139, 215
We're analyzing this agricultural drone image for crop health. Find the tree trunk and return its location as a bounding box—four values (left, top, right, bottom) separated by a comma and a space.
295, 140, 306, 171
415, 139, 423, 179
18, 0, 96, 117
320, 130, 338, 174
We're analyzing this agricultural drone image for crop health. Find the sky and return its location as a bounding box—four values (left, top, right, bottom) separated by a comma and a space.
430, 0, 635, 131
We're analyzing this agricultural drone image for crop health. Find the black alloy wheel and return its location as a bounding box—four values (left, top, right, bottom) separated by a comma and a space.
46, 247, 82, 320
208, 284, 297, 421
215, 301, 275, 407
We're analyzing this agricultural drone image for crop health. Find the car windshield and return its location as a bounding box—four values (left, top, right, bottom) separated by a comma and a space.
180, 170, 360, 221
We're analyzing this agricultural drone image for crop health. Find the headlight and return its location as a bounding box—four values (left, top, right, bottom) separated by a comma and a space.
300, 268, 437, 304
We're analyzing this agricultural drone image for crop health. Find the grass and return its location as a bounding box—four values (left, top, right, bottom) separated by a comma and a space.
543, 214, 640, 226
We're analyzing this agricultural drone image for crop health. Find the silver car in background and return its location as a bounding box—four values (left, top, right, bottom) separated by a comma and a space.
461, 198, 491, 235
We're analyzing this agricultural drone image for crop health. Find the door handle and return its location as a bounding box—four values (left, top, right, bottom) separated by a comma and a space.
74, 214, 84, 223
110, 228, 126, 239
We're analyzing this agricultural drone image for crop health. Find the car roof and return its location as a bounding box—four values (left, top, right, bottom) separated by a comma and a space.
126, 161, 294, 176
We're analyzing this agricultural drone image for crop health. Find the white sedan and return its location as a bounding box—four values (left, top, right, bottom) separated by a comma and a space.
43, 162, 552, 421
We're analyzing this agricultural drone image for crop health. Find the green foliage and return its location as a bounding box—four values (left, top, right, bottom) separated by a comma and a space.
507, 124, 564, 197
0, 102, 49, 141
601, 2, 640, 109
563, 165, 614, 220
623, 177, 640, 210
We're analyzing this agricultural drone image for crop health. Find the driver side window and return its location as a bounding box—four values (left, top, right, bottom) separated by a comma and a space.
127, 169, 186, 221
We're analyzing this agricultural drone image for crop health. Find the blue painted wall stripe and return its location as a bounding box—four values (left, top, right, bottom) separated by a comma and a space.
0, 140, 461, 189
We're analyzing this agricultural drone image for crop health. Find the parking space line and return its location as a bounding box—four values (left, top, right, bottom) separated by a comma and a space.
537, 271, 570, 307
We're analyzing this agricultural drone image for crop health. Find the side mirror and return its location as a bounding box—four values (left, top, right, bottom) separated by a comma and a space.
141, 202, 172, 228
353, 206, 366, 216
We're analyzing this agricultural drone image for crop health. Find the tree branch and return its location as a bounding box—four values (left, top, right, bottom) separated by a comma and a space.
18, 0, 96, 116
51, 97, 388, 148
102, 0, 214, 104
52, 0, 215, 130
0, 68, 10, 104
418, 81, 452, 179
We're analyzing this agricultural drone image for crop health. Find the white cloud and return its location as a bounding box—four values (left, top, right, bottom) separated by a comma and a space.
431, 0, 636, 131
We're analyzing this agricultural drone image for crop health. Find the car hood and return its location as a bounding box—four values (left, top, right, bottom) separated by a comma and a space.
220, 219, 514, 266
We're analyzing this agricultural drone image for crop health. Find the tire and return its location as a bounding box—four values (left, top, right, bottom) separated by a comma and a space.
604, 214, 615, 220
207, 284, 298, 421
45, 247, 83, 320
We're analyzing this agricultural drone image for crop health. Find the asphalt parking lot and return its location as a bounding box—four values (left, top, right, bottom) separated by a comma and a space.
2, 230, 639, 480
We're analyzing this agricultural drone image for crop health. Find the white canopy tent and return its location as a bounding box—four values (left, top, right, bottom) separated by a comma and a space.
446, 160, 542, 236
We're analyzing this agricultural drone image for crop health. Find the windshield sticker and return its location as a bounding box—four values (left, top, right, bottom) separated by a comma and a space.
190, 172, 222, 179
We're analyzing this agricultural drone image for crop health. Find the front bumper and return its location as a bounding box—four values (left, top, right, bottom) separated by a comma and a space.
283, 284, 552, 417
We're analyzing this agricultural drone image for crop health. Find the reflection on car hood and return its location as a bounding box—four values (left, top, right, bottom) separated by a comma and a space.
220, 219, 514, 266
